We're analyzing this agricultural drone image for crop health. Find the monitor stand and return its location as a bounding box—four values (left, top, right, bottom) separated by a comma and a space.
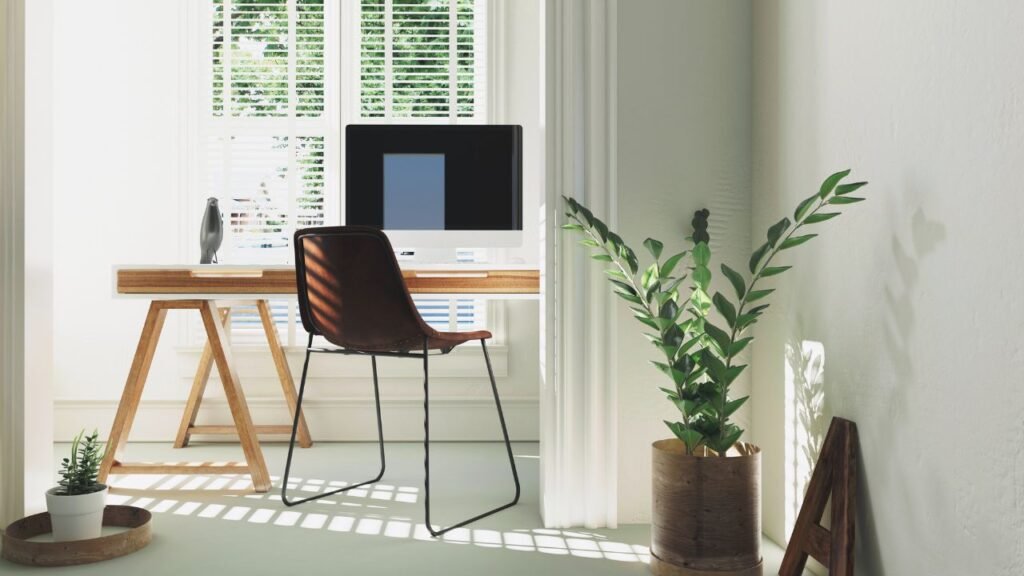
393, 247, 459, 265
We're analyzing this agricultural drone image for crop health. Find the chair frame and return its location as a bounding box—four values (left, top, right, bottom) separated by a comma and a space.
280, 333, 521, 537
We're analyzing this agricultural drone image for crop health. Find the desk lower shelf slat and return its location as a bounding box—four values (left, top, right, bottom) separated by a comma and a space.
109, 462, 250, 475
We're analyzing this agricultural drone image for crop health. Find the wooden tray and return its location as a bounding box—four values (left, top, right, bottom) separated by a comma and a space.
1, 505, 152, 567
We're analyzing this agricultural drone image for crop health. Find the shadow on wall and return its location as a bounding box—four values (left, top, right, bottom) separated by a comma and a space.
858, 205, 946, 576
781, 203, 947, 576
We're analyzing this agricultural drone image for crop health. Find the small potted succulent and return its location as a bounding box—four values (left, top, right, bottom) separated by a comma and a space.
46, 430, 108, 541
563, 170, 867, 575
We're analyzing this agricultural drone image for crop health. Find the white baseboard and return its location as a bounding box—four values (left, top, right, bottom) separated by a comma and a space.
54, 396, 539, 443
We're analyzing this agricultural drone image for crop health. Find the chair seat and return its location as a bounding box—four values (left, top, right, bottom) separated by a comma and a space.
395, 329, 492, 353
333, 329, 493, 354
426, 329, 493, 351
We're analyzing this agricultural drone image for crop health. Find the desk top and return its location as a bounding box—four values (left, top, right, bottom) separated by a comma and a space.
114, 264, 540, 300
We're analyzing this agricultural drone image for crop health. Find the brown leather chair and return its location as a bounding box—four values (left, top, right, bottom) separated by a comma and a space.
281, 226, 520, 536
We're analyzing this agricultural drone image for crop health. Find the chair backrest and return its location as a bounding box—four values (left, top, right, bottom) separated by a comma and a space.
294, 226, 433, 351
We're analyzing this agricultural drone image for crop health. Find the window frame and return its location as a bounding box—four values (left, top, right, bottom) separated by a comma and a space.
183, 0, 504, 349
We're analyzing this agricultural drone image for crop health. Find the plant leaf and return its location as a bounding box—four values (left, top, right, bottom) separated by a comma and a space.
749, 242, 770, 273
761, 265, 791, 277
829, 196, 865, 205
835, 181, 867, 195
615, 291, 644, 306
818, 169, 851, 199
692, 266, 711, 291
692, 242, 711, 267
729, 336, 754, 356
724, 396, 749, 417
724, 364, 747, 385
718, 425, 744, 452
578, 205, 595, 226
562, 223, 584, 231
660, 251, 687, 278
690, 287, 711, 314
605, 268, 628, 281
666, 421, 704, 453
779, 234, 818, 250
635, 314, 659, 331
766, 217, 791, 248
607, 231, 625, 250
746, 288, 774, 302
735, 307, 766, 331
720, 264, 746, 299
703, 321, 732, 357
673, 397, 697, 416
699, 349, 727, 383
794, 193, 819, 222
805, 212, 841, 224
683, 365, 708, 386
641, 263, 660, 292
712, 293, 737, 328
644, 238, 664, 260
652, 361, 687, 385
623, 246, 639, 275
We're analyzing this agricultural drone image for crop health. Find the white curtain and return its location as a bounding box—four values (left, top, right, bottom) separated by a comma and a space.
540, 0, 619, 529
0, 0, 27, 525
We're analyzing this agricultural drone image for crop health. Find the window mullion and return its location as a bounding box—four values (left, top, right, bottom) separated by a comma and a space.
224, 0, 233, 117
287, 0, 298, 267
448, 0, 457, 121
384, 0, 394, 121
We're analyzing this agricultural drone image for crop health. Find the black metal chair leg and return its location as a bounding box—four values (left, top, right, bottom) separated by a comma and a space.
423, 338, 521, 537
282, 334, 386, 507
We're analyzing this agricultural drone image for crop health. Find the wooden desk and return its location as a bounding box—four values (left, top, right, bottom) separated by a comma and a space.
100, 265, 540, 493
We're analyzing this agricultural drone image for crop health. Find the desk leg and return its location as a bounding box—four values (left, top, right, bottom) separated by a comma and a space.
199, 300, 272, 493
99, 301, 168, 484
174, 307, 231, 448
257, 299, 313, 448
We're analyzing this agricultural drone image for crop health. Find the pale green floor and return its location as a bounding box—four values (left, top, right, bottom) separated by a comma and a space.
3, 442, 798, 575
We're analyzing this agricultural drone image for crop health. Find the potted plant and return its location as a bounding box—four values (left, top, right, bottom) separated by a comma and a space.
563, 170, 867, 575
46, 429, 108, 542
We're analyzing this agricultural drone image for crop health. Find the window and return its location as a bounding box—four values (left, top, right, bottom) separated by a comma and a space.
204, 0, 330, 264
358, 0, 487, 121
354, 0, 489, 334
193, 0, 490, 345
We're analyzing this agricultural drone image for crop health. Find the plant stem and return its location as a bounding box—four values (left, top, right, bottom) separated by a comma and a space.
715, 195, 832, 456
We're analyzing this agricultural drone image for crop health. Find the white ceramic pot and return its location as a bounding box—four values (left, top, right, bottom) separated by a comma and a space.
45, 485, 108, 542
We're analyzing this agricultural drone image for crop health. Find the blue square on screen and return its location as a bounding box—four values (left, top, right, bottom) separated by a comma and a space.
383, 154, 445, 230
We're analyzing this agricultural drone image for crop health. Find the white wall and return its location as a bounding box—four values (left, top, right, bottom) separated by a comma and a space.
752, 1, 1024, 574
52, 0, 186, 408
615, 0, 752, 523
50, 0, 541, 442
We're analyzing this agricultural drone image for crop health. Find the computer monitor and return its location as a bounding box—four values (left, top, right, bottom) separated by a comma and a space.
345, 124, 523, 249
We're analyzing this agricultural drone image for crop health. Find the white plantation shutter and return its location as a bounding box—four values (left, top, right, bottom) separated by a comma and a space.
206, 0, 327, 264
200, 0, 330, 343
360, 0, 487, 121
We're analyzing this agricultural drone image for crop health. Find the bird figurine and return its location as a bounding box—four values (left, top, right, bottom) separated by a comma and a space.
200, 197, 223, 264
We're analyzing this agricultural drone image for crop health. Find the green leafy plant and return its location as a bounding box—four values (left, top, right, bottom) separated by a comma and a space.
562, 170, 867, 456
55, 429, 106, 495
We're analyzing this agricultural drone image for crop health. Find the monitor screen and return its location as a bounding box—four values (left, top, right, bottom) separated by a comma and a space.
346, 125, 522, 233
383, 154, 446, 230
